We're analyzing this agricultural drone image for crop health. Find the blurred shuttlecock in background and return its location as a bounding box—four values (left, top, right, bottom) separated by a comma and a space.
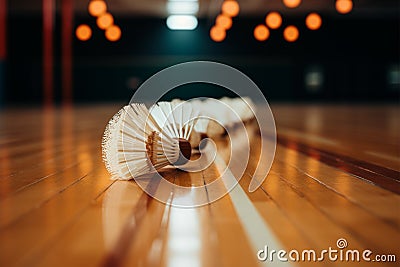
188, 99, 210, 149
203, 98, 231, 138
204, 97, 256, 138
222, 97, 256, 124
102, 103, 192, 180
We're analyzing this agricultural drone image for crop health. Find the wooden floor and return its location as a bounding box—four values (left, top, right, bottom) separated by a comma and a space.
0, 104, 399, 267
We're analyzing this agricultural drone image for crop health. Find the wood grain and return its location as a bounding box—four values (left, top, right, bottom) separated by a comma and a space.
0, 104, 398, 267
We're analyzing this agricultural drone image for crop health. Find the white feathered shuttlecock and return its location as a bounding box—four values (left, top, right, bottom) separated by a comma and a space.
186, 99, 210, 148
202, 98, 234, 138
236, 97, 256, 122
149, 99, 204, 149
202, 97, 256, 137
102, 103, 192, 180
189, 99, 210, 134
220, 97, 242, 125
222, 97, 256, 123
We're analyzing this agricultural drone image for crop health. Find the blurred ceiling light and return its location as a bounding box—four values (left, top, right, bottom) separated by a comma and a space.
254, 25, 270, 41
167, 1, 199, 15
387, 65, 400, 89
305, 66, 324, 92
105, 25, 121, 41
216, 14, 232, 30
97, 13, 114, 30
284, 25, 299, 42
283, 0, 301, 8
210, 26, 226, 42
88, 0, 107, 17
306, 13, 322, 30
222, 1, 240, 17
76, 24, 92, 41
167, 15, 198, 30
265, 12, 282, 29
336, 0, 353, 14
305, 71, 324, 91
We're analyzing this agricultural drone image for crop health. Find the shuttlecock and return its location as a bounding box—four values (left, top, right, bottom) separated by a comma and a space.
102, 103, 192, 180
203, 98, 233, 138
237, 97, 256, 122
187, 99, 210, 149
222, 97, 256, 123
220, 97, 242, 125
150, 100, 203, 149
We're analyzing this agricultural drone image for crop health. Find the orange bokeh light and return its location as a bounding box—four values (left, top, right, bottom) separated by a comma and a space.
336, 0, 353, 14
254, 25, 270, 41
210, 26, 226, 42
306, 13, 322, 30
284, 25, 299, 42
222, 1, 240, 17
88, 0, 107, 17
216, 14, 233, 30
283, 0, 301, 8
105, 25, 121, 42
76, 24, 92, 41
265, 12, 282, 29
97, 13, 114, 30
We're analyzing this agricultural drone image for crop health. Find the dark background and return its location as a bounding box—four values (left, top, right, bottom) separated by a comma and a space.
2, 2, 400, 105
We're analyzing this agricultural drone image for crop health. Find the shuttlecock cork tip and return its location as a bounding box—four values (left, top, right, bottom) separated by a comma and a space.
174, 138, 192, 166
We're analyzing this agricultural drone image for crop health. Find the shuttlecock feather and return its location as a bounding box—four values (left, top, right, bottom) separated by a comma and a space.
232, 97, 256, 122
102, 103, 192, 180
188, 99, 210, 134
150, 100, 200, 147
203, 98, 232, 138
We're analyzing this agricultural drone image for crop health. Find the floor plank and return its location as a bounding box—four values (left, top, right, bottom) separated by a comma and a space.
0, 104, 399, 267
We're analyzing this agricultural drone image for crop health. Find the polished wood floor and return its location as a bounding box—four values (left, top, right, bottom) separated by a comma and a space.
0, 104, 399, 267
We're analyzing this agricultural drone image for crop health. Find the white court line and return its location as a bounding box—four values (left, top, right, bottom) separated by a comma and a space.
166, 207, 202, 267
214, 155, 296, 267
